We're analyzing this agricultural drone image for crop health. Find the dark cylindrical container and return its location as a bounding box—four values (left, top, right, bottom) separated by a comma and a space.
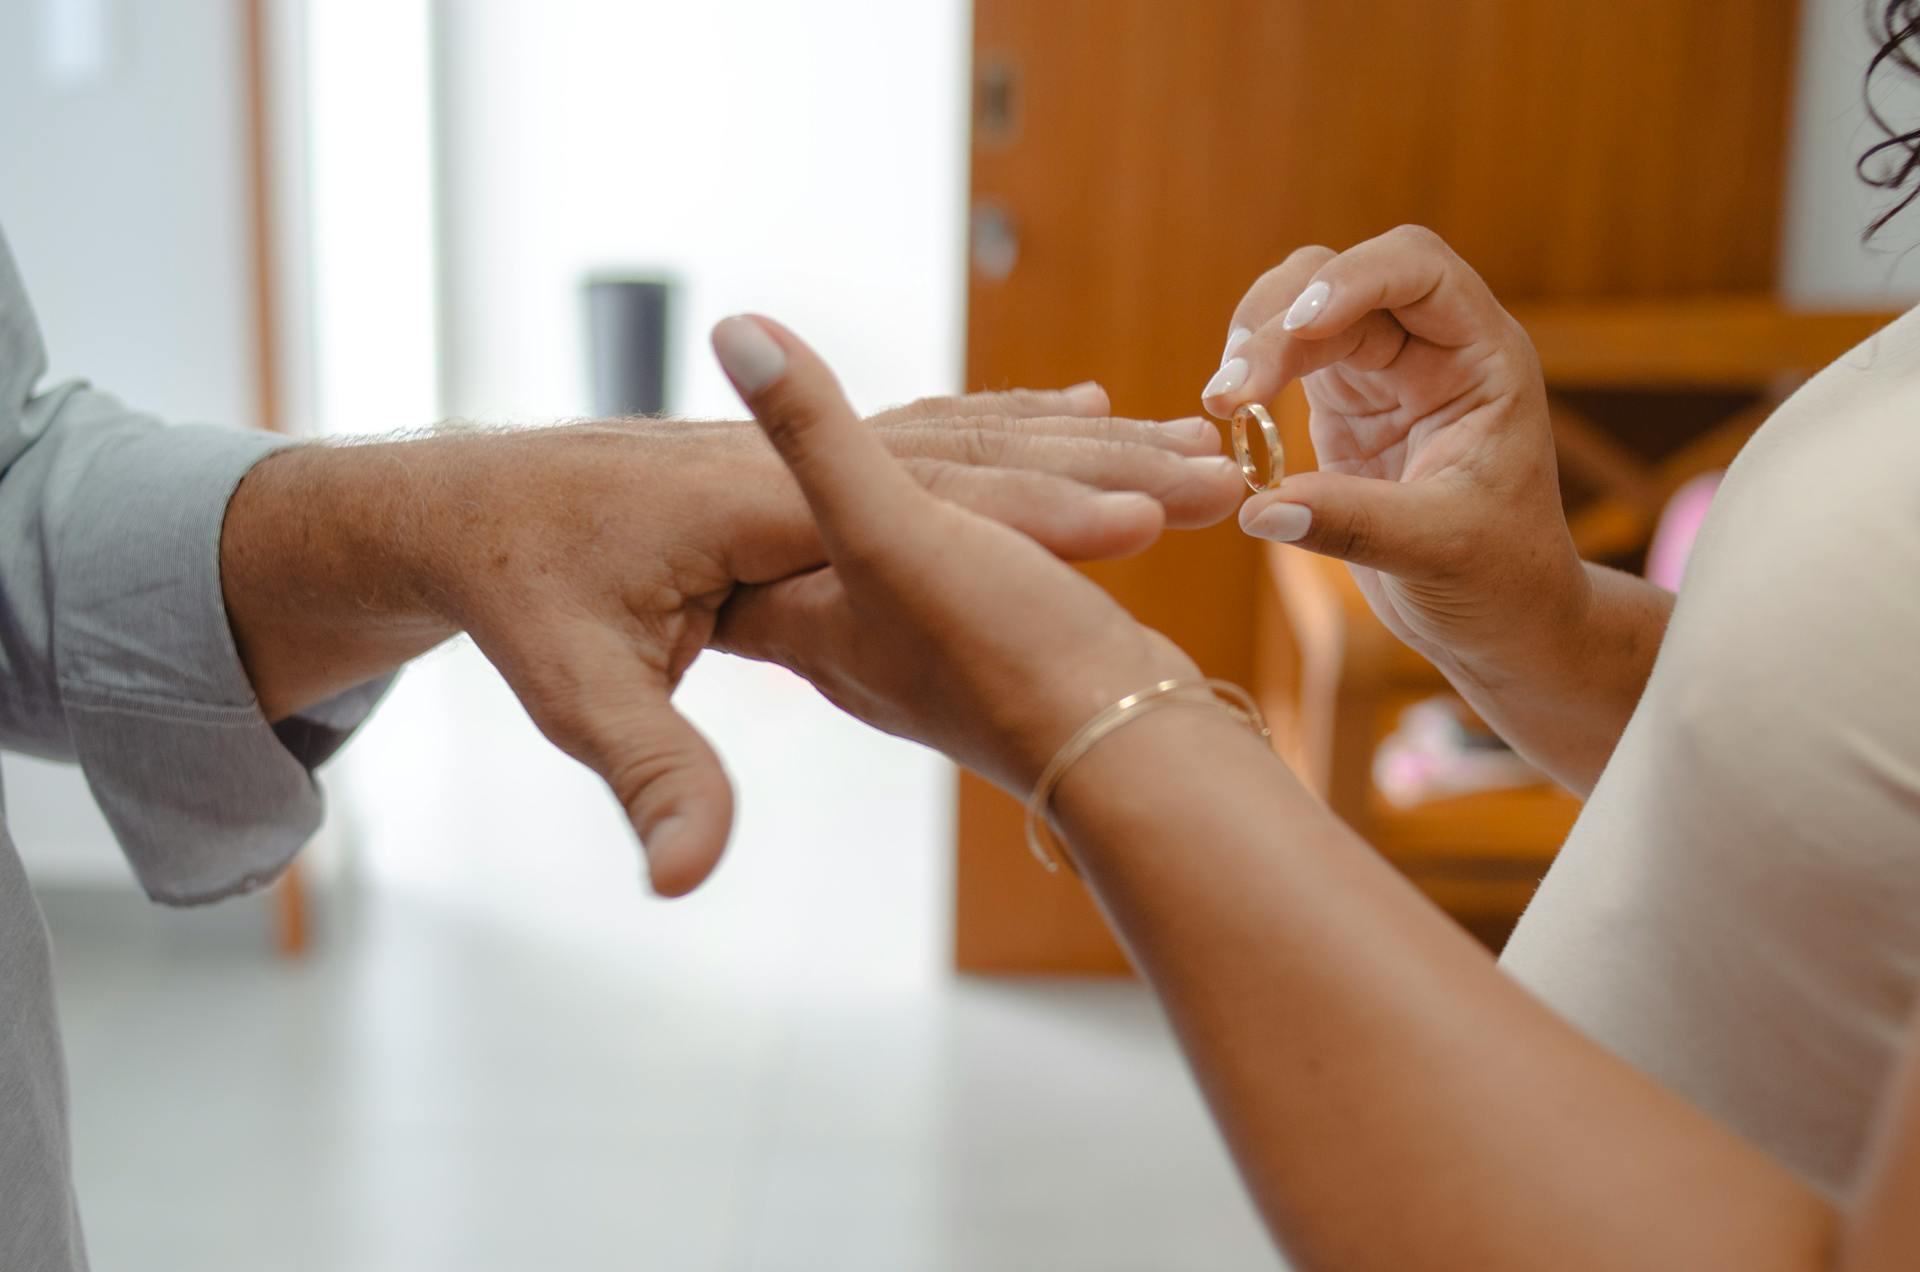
585, 276, 673, 417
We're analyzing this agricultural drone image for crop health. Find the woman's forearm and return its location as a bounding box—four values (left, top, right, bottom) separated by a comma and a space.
1437, 561, 1674, 796
1050, 706, 1829, 1269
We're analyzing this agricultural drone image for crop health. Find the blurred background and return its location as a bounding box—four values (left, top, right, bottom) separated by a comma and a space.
0, 1, 1915, 1268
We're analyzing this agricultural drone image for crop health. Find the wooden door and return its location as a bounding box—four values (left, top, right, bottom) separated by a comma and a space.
956, 0, 1800, 973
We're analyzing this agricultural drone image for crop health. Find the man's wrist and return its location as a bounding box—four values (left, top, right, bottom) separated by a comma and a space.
222, 437, 468, 718
287, 427, 541, 631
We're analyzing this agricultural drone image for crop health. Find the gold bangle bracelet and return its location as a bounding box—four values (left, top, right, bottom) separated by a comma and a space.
1024, 678, 1272, 875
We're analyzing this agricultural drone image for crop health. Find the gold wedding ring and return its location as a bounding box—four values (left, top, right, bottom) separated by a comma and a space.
1231, 403, 1283, 492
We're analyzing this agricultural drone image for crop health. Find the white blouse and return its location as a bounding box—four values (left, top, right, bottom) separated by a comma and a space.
1503, 304, 1920, 1196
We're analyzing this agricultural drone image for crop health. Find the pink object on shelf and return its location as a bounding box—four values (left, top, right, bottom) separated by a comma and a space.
1373, 697, 1544, 808
1644, 472, 1724, 591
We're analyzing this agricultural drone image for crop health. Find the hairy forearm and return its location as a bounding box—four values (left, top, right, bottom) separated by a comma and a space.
219, 440, 463, 721
1437, 561, 1674, 796
1051, 709, 1830, 1269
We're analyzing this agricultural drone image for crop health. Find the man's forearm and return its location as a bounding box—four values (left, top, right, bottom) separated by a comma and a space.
1052, 706, 1829, 1269
1437, 561, 1674, 796
220, 440, 460, 721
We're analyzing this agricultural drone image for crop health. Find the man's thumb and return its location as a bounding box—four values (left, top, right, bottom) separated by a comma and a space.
588, 689, 735, 898
1237, 469, 1454, 576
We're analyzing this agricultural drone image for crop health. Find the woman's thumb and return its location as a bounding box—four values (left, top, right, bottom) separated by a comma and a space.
1238, 469, 1456, 576
712, 315, 919, 555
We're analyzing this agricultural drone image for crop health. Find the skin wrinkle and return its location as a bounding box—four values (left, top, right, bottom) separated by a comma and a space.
1316, 383, 1520, 480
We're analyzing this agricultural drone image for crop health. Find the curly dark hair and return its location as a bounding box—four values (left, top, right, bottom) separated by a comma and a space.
1860, 0, 1920, 237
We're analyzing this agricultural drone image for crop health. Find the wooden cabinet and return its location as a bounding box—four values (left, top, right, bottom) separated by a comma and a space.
956, 0, 1804, 973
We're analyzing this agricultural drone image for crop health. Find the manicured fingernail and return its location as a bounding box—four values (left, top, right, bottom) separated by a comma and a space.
712, 316, 788, 394
1202, 356, 1248, 402
1157, 416, 1216, 442
1282, 281, 1331, 331
1221, 326, 1253, 364
1064, 380, 1107, 412
1187, 456, 1239, 479
1242, 501, 1312, 542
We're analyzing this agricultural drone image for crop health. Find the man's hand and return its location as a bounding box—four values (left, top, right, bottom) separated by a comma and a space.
220, 387, 1241, 895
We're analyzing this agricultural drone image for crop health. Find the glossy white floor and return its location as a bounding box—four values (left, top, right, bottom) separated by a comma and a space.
42, 644, 1280, 1272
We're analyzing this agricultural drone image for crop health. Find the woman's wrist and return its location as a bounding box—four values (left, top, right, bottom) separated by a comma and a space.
1047, 693, 1286, 863
1001, 635, 1204, 794
1427, 547, 1597, 699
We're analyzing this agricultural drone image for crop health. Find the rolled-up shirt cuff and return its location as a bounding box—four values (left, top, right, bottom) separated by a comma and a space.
54, 423, 391, 905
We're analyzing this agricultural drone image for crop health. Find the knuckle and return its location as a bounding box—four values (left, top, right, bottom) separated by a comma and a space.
874, 420, 937, 461
903, 457, 964, 498
955, 420, 1013, 468
1252, 247, 1334, 301
1502, 311, 1534, 348
754, 402, 814, 457
902, 395, 957, 420
1105, 430, 1144, 466
1282, 243, 1336, 273
604, 748, 681, 814
1386, 224, 1460, 272
1352, 318, 1408, 370
1049, 428, 1128, 475
1318, 501, 1373, 562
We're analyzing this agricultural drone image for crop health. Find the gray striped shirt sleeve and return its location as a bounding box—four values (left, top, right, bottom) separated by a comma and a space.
2, 228, 388, 906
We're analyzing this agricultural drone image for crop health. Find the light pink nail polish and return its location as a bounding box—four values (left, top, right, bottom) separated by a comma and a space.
1203, 357, 1248, 402
1221, 326, 1253, 364
712, 316, 788, 394
1243, 502, 1312, 542
1282, 281, 1331, 332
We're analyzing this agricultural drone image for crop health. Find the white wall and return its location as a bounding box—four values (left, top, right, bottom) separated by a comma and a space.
0, 0, 256, 885
0, 0, 255, 419
327, 0, 973, 972
304, 0, 437, 438
431, 0, 971, 426
1784, 0, 1920, 304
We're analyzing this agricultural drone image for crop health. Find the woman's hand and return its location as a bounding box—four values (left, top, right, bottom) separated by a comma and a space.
1201, 225, 1589, 684
1199, 225, 1676, 792
706, 315, 1200, 796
